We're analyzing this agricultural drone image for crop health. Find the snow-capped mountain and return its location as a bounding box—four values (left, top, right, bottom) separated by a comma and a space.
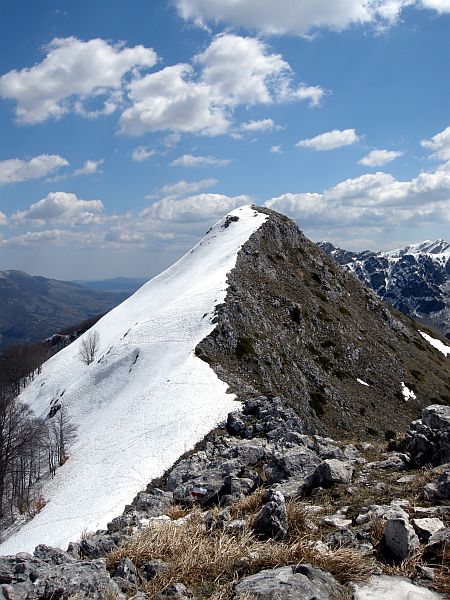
0, 206, 267, 554
318, 239, 450, 339
2, 206, 449, 556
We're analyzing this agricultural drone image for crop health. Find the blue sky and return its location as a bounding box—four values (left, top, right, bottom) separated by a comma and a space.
0, 0, 449, 279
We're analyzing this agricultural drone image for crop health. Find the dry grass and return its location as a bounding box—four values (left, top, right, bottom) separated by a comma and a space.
165, 504, 190, 520
229, 488, 265, 519
106, 492, 376, 600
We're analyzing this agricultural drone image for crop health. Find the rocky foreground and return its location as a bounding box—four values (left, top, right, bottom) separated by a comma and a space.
1, 398, 449, 600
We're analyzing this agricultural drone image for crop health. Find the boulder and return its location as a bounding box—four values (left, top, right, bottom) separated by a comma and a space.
140, 559, 169, 581
412, 518, 445, 543
79, 532, 121, 559
33, 545, 76, 565
114, 557, 140, 585
235, 564, 344, 599
135, 489, 173, 515
353, 575, 443, 599
314, 459, 353, 486
423, 468, 450, 501
423, 528, 450, 560
253, 490, 288, 540
398, 405, 450, 467
383, 518, 419, 561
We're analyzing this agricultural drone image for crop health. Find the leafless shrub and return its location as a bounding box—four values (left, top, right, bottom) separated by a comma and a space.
78, 331, 100, 365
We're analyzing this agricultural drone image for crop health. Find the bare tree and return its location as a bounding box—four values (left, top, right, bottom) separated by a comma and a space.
78, 331, 100, 365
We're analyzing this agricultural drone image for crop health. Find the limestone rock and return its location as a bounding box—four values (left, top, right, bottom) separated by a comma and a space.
253, 490, 288, 540
383, 518, 419, 561
235, 564, 344, 599
412, 518, 445, 543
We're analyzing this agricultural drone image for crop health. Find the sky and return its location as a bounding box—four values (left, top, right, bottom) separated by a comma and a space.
0, 0, 449, 280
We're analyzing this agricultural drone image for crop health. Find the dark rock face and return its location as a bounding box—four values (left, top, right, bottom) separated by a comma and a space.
196, 207, 450, 439
424, 468, 450, 501
318, 239, 450, 339
396, 404, 450, 467
234, 564, 344, 599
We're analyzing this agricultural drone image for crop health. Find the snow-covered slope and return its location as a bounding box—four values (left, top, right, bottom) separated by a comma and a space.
0, 206, 266, 555
318, 239, 450, 338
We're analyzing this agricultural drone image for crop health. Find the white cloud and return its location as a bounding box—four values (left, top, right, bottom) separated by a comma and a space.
156, 178, 218, 198
241, 118, 278, 132
174, 0, 447, 35
0, 212, 7, 225
0, 154, 68, 184
72, 159, 104, 177
420, 0, 450, 13
270, 145, 283, 154
358, 149, 403, 167
142, 193, 252, 222
264, 169, 450, 237
421, 126, 450, 163
132, 146, 158, 162
0, 37, 157, 124
296, 128, 360, 151
170, 154, 232, 167
119, 34, 324, 136
12, 192, 104, 227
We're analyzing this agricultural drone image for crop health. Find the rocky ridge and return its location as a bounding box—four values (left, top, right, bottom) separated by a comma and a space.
1, 398, 449, 599
318, 239, 450, 339
196, 207, 450, 438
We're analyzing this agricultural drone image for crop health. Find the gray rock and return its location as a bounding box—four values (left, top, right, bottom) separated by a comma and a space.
235, 564, 344, 599
424, 527, 450, 560
353, 575, 443, 599
398, 405, 450, 467
33, 545, 76, 565
314, 459, 353, 486
156, 582, 192, 599
140, 559, 168, 581
114, 557, 140, 585
135, 489, 173, 515
412, 518, 445, 543
253, 490, 288, 540
383, 518, 420, 561
79, 532, 121, 559
423, 468, 450, 501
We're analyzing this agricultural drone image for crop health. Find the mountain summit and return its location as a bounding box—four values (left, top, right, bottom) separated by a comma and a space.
1, 205, 449, 555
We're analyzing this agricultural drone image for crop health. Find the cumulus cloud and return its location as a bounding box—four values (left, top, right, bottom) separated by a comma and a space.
132, 146, 158, 162
296, 128, 360, 151
0, 154, 68, 184
170, 154, 231, 167
358, 149, 403, 167
240, 118, 279, 132
119, 34, 324, 136
12, 192, 104, 227
0, 212, 7, 225
270, 145, 283, 154
0, 37, 157, 124
141, 193, 252, 222
421, 126, 450, 163
174, 0, 448, 35
264, 169, 450, 239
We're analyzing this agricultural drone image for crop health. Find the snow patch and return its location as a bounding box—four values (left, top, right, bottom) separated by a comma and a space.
0, 205, 266, 555
400, 382, 416, 402
357, 378, 369, 387
419, 331, 450, 357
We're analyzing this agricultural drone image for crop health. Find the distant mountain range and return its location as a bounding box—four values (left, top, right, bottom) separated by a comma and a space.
0, 270, 132, 348
71, 276, 148, 295
319, 239, 450, 339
